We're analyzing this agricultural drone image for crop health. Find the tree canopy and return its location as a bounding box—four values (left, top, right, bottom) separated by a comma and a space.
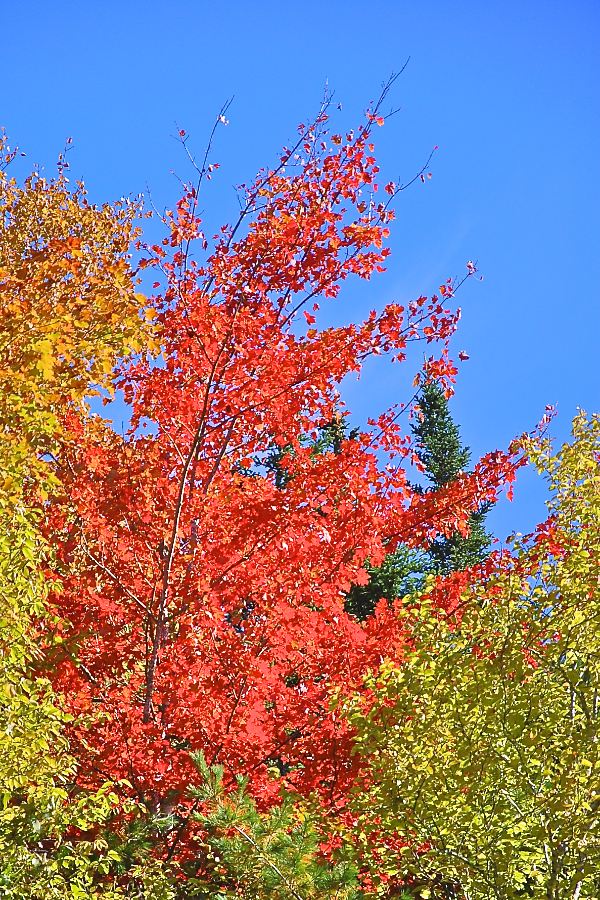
346, 411, 600, 899
0, 93, 592, 900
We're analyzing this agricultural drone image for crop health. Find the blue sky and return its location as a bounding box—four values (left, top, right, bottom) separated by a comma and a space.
3, 0, 599, 541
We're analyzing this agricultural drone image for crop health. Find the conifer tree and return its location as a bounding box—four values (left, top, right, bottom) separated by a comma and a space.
412, 379, 493, 574
344, 545, 430, 621
345, 381, 493, 619
188, 754, 359, 899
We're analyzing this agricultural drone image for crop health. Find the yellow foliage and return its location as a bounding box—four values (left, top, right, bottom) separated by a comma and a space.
346, 412, 600, 899
0, 132, 167, 897
0, 128, 157, 502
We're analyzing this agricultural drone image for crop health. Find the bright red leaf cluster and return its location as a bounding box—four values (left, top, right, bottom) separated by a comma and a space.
42, 92, 522, 864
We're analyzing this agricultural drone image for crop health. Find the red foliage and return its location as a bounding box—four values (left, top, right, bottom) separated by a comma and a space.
43, 95, 521, 859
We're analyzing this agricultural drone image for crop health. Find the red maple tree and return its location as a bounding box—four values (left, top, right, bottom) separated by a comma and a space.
43, 85, 521, 864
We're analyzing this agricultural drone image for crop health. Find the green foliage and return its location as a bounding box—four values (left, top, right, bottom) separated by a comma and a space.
412, 380, 493, 574
344, 546, 431, 621
346, 382, 493, 620
0, 506, 175, 897
187, 754, 359, 900
344, 411, 600, 899
411, 380, 470, 488
426, 501, 491, 574
0, 780, 175, 900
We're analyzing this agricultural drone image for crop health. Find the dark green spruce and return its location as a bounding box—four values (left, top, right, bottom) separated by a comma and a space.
345, 380, 493, 620
411, 379, 493, 575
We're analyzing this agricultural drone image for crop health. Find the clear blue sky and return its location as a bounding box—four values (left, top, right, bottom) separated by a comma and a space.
4, 0, 599, 541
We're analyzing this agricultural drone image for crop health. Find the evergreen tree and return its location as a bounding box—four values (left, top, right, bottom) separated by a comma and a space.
344, 546, 430, 621
345, 381, 493, 619
411, 380, 493, 574
188, 753, 359, 899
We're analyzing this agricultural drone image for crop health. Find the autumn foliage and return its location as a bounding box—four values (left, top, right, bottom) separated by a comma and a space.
34, 90, 520, 857
0, 85, 551, 897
